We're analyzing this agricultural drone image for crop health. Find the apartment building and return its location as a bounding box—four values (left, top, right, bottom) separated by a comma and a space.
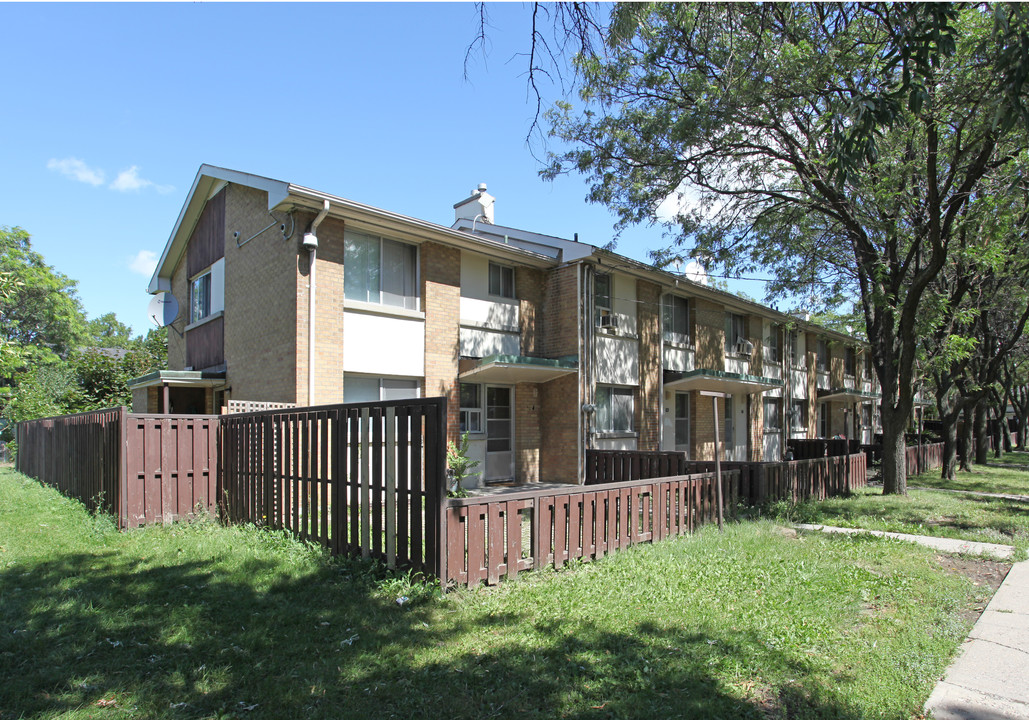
131, 165, 880, 487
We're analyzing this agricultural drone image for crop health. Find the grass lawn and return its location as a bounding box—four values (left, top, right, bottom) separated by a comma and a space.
0, 467, 1002, 720
909, 457, 1029, 497
758, 462, 1029, 559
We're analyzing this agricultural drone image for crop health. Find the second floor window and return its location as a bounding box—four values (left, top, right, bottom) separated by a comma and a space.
344, 230, 418, 310
725, 313, 747, 354
845, 347, 857, 377
488, 263, 514, 299
816, 339, 829, 372
766, 326, 780, 362
663, 295, 689, 345
190, 271, 211, 323
862, 352, 873, 380
763, 397, 781, 432
788, 331, 799, 364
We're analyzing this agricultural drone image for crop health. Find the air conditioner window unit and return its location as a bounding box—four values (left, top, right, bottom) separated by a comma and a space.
734, 337, 754, 356
599, 312, 618, 330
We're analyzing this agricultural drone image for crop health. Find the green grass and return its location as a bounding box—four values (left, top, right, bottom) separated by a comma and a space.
0, 468, 998, 720
759, 465, 1029, 558
909, 457, 1029, 496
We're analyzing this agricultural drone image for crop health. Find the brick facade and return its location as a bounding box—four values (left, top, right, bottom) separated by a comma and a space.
693, 299, 726, 371
540, 374, 579, 482
421, 242, 461, 442
636, 279, 662, 451
515, 381, 541, 483
517, 266, 546, 357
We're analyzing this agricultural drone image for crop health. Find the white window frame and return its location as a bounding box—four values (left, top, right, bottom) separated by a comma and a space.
818, 402, 829, 438
663, 294, 690, 345
765, 325, 781, 363
725, 312, 747, 354
845, 347, 857, 378
460, 383, 483, 434
674, 391, 690, 453
763, 397, 781, 433
816, 338, 830, 373
343, 376, 421, 403
343, 230, 420, 310
596, 385, 634, 434
488, 262, 515, 299
791, 399, 808, 433
190, 270, 211, 324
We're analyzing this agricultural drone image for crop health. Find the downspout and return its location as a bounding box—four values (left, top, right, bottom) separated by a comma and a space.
304, 200, 331, 406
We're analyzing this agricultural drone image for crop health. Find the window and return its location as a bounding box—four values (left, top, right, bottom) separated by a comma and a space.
596, 386, 633, 433
674, 392, 690, 452
343, 376, 420, 403
725, 313, 747, 353
816, 339, 829, 372
862, 352, 872, 380
861, 403, 872, 429
486, 386, 512, 452
663, 295, 690, 345
190, 271, 211, 323
488, 263, 514, 299
724, 396, 734, 443
594, 273, 611, 310
818, 403, 829, 438
791, 399, 808, 433
788, 331, 799, 363
763, 397, 781, 432
766, 326, 780, 362
845, 347, 857, 377
344, 230, 418, 310
460, 383, 482, 434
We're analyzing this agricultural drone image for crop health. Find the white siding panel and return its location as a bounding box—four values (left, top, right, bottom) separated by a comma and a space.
459, 297, 518, 332
343, 311, 424, 376
459, 328, 519, 358
596, 335, 638, 386
663, 345, 696, 373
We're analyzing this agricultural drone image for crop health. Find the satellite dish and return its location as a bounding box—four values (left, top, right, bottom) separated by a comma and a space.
684, 260, 708, 286
147, 292, 179, 327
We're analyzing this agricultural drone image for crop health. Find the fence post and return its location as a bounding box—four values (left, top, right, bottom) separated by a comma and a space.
430, 398, 448, 584
119, 407, 129, 530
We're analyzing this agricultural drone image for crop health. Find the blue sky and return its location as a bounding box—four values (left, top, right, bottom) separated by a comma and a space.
2, 2, 765, 335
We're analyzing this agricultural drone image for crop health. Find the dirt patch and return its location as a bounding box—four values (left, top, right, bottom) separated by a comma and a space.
935, 555, 1011, 623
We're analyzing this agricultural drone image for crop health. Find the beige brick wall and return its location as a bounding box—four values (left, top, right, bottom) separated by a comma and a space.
222, 184, 300, 404
515, 382, 541, 482
692, 392, 730, 461
747, 314, 763, 375
694, 299, 725, 370
295, 214, 345, 406
540, 373, 579, 482
421, 242, 461, 442
830, 341, 845, 389
636, 280, 662, 451
518, 266, 546, 356
543, 264, 580, 358
805, 333, 818, 436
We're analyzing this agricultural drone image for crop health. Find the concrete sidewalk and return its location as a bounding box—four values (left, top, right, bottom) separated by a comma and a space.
925, 560, 1029, 720
793, 523, 1014, 560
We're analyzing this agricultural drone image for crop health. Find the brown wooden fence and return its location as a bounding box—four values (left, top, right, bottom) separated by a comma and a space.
906, 442, 944, 476
444, 470, 735, 587
585, 449, 866, 504
16, 408, 219, 528
220, 398, 447, 579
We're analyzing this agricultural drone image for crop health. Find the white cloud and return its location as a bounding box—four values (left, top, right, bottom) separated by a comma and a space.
128, 249, 158, 277
110, 166, 173, 194
47, 157, 105, 186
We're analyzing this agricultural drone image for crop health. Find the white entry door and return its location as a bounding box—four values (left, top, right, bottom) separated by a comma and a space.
485, 386, 514, 482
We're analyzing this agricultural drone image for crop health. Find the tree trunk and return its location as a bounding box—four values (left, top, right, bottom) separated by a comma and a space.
941, 412, 959, 481
975, 400, 989, 465
880, 407, 907, 495
959, 406, 974, 472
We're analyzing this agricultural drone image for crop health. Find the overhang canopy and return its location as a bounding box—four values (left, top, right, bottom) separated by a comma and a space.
817, 388, 881, 403
459, 355, 577, 384
128, 369, 227, 390
663, 369, 783, 395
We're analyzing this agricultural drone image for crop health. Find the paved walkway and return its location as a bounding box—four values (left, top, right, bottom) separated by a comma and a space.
794, 523, 1027, 719
794, 523, 1015, 559
908, 485, 1029, 504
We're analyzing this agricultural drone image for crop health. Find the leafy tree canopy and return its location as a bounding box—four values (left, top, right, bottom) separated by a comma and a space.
545, 2, 1029, 494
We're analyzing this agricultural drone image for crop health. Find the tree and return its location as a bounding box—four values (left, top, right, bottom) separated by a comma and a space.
546, 3, 1029, 494
0, 226, 86, 371
86, 312, 134, 349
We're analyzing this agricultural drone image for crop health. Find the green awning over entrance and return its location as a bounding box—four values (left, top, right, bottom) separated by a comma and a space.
663, 369, 783, 395
459, 355, 578, 385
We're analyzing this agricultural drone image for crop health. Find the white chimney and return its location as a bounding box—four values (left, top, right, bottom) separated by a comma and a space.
454, 183, 495, 225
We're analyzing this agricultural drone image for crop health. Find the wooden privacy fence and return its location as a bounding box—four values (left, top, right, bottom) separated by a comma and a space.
16, 408, 219, 528
906, 442, 944, 476
220, 398, 447, 580
444, 471, 736, 587
585, 449, 866, 504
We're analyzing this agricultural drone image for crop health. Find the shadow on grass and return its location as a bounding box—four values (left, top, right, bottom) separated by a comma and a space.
0, 540, 873, 720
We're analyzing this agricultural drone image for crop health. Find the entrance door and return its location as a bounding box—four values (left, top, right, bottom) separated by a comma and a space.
485, 386, 514, 482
